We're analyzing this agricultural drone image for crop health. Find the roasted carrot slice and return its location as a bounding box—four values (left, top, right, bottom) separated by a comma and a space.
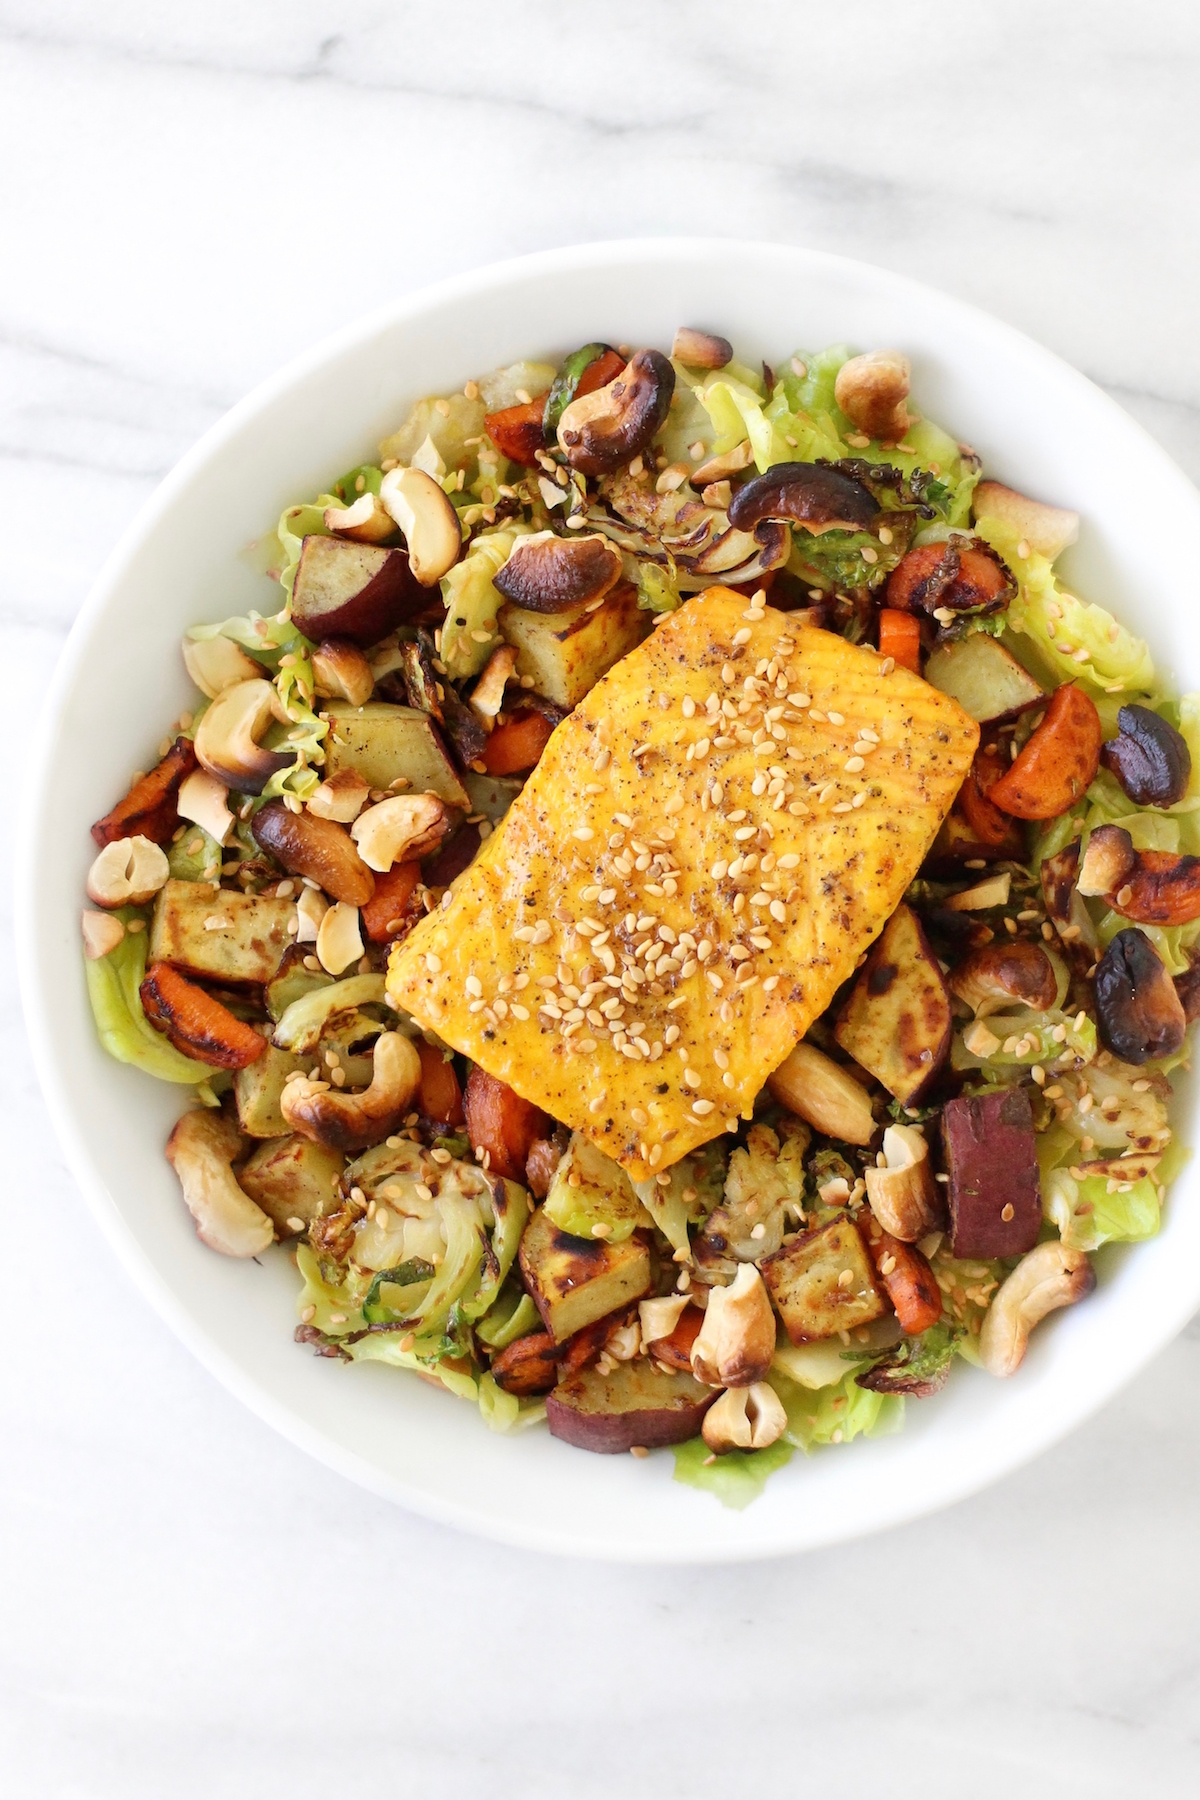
139, 962, 268, 1069
416, 1039, 465, 1127
463, 1066, 548, 1180
878, 607, 922, 674
959, 744, 1026, 850
574, 347, 625, 397
988, 682, 1102, 820
645, 1304, 703, 1373
490, 1330, 560, 1396
91, 737, 198, 848
885, 541, 1013, 618
483, 710, 555, 776
863, 1216, 942, 1335
484, 393, 552, 466
360, 860, 422, 945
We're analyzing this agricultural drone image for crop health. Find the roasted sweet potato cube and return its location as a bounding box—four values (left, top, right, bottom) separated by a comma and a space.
238, 1134, 345, 1233
834, 902, 952, 1104
545, 1359, 714, 1453
519, 1205, 651, 1344
940, 1088, 1042, 1258
760, 1216, 886, 1344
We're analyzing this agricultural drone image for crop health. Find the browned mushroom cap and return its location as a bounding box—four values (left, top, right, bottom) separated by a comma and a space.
557, 350, 675, 476
193, 678, 296, 795
252, 800, 375, 906
727, 462, 878, 534
1100, 705, 1192, 807
492, 534, 623, 613
949, 940, 1059, 1016
1094, 928, 1186, 1064
671, 327, 733, 370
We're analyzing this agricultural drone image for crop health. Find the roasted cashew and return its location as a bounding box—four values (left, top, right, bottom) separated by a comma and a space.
165, 1108, 274, 1257
702, 1382, 788, 1454
979, 1240, 1095, 1377
281, 1031, 421, 1153
690, 1263, 776, 1388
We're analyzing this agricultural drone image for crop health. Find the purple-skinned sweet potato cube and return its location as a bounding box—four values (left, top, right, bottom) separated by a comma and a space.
941, 1088, 1042, 1259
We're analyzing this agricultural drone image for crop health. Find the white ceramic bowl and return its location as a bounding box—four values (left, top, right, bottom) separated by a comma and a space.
20, 239, 1200, 1561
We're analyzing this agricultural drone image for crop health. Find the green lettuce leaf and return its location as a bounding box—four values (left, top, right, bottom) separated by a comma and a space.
1044, 1168, 1161, 1253
771, 1368, 906, 1450
439, 525, 532, 679
672, 1435, 794, 1509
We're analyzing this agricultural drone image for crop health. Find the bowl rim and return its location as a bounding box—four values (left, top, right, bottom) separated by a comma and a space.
18, 236, 1200, 1562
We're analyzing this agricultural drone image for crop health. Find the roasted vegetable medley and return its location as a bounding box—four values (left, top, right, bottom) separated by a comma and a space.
81, 330, 1197, 1506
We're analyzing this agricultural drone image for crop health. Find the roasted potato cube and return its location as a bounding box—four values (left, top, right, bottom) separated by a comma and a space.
149, 880, 295, 986
322, 701, 469, 809
545, 1359, 714, 1453
234, 1043, 309, 1137
519, 1204, 651, 1344
923, 633, 1045, 725
498, 580, 649, 709
835, 902, 952, 1104
760, 1216, 886, 1344
940, 1088, 1042, 1258
543, 1132, 652, 1243
238, 1133, 345, 1233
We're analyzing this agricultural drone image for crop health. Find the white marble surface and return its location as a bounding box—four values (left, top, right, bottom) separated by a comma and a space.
6, 2, 1200, 1792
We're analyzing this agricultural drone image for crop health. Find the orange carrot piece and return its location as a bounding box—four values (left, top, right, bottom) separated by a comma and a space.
483, 710, 555, 775
484, 393, 551, 466
463, 1067, 548, 1180
417, 1040, 465, 1127
91, 738, 198, 848
988, 682, 1102, 820
139, 962, 267, 1069
878, 607, 922, 674
645, 1305, 704, 1373
863, 1217, 942, 1335
360, 861, 421, 944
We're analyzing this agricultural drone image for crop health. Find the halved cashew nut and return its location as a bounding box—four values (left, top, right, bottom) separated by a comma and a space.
81, 909, 126, 959
351, 794, 450, 871
979, 1241, 1096, 1377
316, 900, 364, 974
177, 769, 234, 846
691, 1263, 776, 1388
281, 1031, 422, 1153
182, 634, 262, 699
949, 940, 1058, 1017
295, 885, 329, 944
379, 465, 462, 585
639, 1294, 689, 1345
469, 645, 518, 723
864, 1124, 943, 1243
324, 491, 395, 544
702, 1382, 788, 1454
834, 349, 912, 440
308, 769, 370, 824
86, 835, 170, 908
194, 678, 295, 794
766, 1041, 875, 1146
311, 637, 375, 706
165, 1108, 274, 1258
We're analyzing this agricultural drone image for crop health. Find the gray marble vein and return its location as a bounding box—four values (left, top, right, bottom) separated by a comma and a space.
5, 2, 1200, 1793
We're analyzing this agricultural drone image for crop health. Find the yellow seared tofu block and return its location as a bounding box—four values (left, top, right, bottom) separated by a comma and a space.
387, 588, 978, 1180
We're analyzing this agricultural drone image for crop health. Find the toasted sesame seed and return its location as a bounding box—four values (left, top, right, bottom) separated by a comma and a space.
827, 710, 844, 725
691, 1099, 716, 1115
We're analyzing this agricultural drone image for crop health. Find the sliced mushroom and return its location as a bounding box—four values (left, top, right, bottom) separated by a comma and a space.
834, 350, 912, 440
1100, 705, 1192, 808
863, 1124, 943, 1242
727, 461, 878, 535
165, 1108, 274, 1258
701, 1382, 788, 1454
692, 440, 756, 486
492, 533, 623, 613
350, 794, 449, 871
671, 327, 733, 370
81, 909, 126, 959
193, 678, 296, 795
1078, 824, 1200, 925
86, 835, 170, 908
324, 491, 395, 544
972, 481, 1080, 560
690, 1263, 776, 1388
1093, 927, 1187, 1064
252, 800, 374, 905
557, 349, 675, 477
978, 1240, 1095, 1377
280, 1030, 421, 1152
176, 769, 233, 846
766, 1041, 876, 1146
306, 769, 370, 824
311, 638, 374, 707
379, 465, 462, 586
948, 940, 1058, 1016
315, 899, 364, 975
182, 634, 264, 700
469, 644, 518, 723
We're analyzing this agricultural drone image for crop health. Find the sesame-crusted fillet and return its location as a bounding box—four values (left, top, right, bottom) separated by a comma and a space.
387, 588, 978, 1180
